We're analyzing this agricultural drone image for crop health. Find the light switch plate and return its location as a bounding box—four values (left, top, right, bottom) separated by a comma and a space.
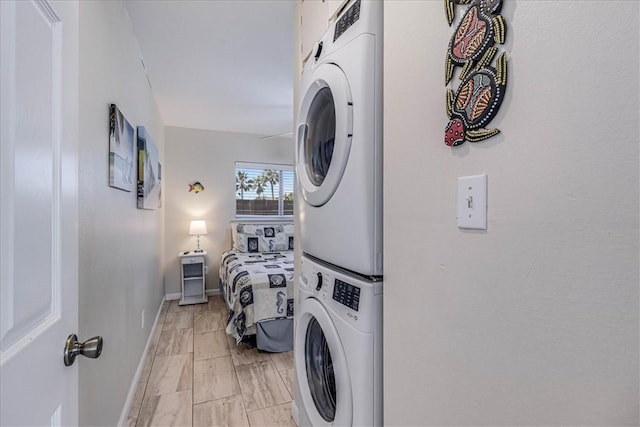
457, 174, 487, 230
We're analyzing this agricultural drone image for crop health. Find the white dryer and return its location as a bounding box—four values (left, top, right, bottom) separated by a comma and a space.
292, 255, 383, 427
296, 0, 383, 277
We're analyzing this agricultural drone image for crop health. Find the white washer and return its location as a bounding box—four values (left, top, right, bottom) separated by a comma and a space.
292, 255, 383, 427
296, 0, 383, 277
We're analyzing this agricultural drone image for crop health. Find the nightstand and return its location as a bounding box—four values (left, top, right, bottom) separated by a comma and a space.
179, 251, 208, 305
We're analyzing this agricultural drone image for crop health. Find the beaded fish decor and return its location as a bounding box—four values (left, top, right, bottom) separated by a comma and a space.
444, 0, 508, 147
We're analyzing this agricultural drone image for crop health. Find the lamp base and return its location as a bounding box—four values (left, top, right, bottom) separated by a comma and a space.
194, 249, 204, 253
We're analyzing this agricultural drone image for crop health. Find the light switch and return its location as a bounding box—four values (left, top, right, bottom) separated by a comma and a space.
457, 174, 487, 230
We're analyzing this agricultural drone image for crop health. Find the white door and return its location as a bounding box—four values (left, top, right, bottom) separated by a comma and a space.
296, 63, 353, 207
1, 0, 79, 425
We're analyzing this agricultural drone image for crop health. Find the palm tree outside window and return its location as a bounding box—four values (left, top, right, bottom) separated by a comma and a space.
235, 162, 294, 217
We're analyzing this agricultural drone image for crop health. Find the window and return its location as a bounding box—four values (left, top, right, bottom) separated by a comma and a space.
235, 162, 294, 217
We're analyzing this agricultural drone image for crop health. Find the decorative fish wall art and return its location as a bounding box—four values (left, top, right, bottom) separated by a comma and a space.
444, 0, 508, 147
188, 181, 205, 193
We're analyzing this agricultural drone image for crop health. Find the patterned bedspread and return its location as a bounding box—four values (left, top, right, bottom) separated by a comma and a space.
219, 250, 294, 342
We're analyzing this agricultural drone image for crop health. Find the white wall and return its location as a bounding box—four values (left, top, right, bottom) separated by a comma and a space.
384, 1, 639, 425
164, 127, 293, 296
78, 1, 165, 425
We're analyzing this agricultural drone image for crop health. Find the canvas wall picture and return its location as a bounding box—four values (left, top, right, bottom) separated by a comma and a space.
108, 104, 135, 191
137, 126, 160, 209
157, 163, 162, 208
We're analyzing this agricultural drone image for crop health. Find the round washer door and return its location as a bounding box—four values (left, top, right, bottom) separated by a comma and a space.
296, 63, 353, 207
294, 297, 352, 426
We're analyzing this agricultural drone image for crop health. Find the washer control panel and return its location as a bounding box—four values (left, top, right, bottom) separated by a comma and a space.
332, 279, 360, 311
334, 0, 361, 42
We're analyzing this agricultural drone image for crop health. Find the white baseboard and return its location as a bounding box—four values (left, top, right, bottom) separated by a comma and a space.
165, 292, 181, 301
206, 288, 221, 296
117, 296, 166, 427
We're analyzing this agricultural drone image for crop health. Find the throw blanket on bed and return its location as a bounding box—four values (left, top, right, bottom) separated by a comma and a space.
219, 250, 294, 342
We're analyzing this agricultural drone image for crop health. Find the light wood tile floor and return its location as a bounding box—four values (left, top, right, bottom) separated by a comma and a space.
128, 296, 296, 427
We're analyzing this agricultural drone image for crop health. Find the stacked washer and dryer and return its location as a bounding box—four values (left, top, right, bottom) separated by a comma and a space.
292, 1, 383, 425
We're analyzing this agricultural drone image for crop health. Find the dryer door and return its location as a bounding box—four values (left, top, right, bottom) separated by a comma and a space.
294, 297, 352, 426
296, 63, 353, 207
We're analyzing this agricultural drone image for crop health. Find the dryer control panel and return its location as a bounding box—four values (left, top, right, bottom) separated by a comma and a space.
332, 279, 360, 311
333, 0, 361, 42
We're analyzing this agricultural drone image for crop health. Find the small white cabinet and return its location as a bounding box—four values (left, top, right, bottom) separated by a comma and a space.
179, 251, 208, 306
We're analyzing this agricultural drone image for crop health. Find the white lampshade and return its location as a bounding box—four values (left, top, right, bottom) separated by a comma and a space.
189, 220, 208, 236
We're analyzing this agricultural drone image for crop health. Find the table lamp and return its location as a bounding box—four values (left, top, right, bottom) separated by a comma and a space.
189, 220, 207, 253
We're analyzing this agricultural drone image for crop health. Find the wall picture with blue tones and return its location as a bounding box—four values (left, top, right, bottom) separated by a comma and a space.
136, 126, 161, 209
108, 104, 135, 191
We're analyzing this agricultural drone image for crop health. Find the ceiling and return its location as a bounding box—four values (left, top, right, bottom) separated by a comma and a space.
125, 0, 295, 137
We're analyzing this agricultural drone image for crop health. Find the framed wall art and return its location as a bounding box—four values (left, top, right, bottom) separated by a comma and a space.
108, 104, 135, 191
137, 126, 160, 210
157, 163, 162, 208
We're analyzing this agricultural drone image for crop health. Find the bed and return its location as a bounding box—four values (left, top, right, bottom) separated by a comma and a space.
219, 222, 295, 352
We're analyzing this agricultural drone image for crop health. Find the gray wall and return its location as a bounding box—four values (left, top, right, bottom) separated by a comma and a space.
163, 126, 293, 297
78, 2, 165, 425
383, 1, 639, 425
